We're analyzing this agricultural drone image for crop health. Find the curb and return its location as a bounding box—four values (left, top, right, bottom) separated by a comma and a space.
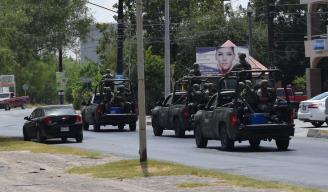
307, 129, 328, 139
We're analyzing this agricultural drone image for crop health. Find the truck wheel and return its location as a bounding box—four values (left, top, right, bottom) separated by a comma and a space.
75, 132, 83, 143
249, 139, 261, 149
21, 105, 25, 109
220, 125, 234, 151
82, 119, 89, 131
152, 118, 163, 136
93, 124, 100, 132
5, 104, 10, 111
23, 127, 30, 141
194, 125, 207, 148
118, 124, 125, 131
174, 119, 185, 138
275, 138, 289, 151
311, 121, 324, 128
129, 123, 136, 132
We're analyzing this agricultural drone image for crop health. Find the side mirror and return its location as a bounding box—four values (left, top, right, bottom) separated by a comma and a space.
24, 116, 30, 120
209, 106, 215, 111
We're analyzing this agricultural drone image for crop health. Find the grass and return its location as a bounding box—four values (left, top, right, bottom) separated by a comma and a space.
0, 137, 100, 158
176, 182, 222, 189
68, 159, 322, 192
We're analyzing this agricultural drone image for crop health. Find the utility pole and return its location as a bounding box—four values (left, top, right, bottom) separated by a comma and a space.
58, 47, 64, 104
247, 2, 253, 56
164, 0, 170, 97
117, 0, 124, 76
267, 0, 275, 68
136, 0, 147, 162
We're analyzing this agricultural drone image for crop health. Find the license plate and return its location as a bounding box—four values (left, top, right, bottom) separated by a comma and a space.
60, 127, 69, 132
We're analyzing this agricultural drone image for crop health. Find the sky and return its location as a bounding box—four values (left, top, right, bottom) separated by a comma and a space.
87, 0, 249, 23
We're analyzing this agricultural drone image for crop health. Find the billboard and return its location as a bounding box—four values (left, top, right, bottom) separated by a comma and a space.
0, 75, 15, 87
196, 44, 249, 75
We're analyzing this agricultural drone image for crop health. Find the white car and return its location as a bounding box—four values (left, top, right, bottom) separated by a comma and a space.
297, 92, 328, 127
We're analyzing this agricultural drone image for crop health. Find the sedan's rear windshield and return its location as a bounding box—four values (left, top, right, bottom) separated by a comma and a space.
44, 106, 76, 116
312, 92, 328, 100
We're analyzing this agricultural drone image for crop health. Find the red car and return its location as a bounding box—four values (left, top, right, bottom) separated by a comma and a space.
0, 92, 29, 110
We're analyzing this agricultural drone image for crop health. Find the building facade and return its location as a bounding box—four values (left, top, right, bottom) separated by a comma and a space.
301, 0, 328, 97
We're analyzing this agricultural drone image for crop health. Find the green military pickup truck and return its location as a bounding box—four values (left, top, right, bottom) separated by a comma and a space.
81, 78, 138, 132
151, 76, 220, 138
192, 70, 295, 151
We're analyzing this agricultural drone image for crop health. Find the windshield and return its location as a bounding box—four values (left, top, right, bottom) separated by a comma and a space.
44, 106, 76, 116
0, 93, 10, 99
311, 92, 328, 100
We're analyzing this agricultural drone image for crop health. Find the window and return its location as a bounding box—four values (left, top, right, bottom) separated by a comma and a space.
312, 92, 328, 100
44, 106, 76, 116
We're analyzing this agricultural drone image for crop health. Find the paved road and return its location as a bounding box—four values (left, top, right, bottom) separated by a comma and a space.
1, 108, 328, 189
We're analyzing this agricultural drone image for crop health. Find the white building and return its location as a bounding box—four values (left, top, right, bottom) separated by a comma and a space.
301, 0, 328, 97
80, 24, 103, 64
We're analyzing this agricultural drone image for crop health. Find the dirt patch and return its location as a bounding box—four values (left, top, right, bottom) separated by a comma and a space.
0, 151, 282, 192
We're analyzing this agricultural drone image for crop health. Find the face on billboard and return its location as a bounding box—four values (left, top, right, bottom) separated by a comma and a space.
215, 47, 235, 74
196, 45, 249, 75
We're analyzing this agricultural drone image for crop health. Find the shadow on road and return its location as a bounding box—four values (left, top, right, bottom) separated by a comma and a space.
206, 145, 295, 153
160, 135, 194, 139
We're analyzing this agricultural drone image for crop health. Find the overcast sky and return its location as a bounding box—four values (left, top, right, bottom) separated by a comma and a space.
87, 0, 249, 23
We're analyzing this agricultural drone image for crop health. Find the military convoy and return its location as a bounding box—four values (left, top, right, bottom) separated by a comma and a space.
81, 77, 138, 132
80, 66, 295, 151
152, 69, 295, 151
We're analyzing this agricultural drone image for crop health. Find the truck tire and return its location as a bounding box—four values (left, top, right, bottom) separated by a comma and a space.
249, 139, 261, 149
21, 105, 25, 109
5, 104, 10, 111
220, 125, 234, 151
129, 122, 136, 132
118, 124, 125, 131
61, 137, 67, 142
93, 124, 100, 132
311, 121, 324, 128
174, 118, 185, 138
275, 138, 289, 151
82, 119, 89, 131
152, 118, 163, 136
194, 125, 207, 148
23, 127, 31, 141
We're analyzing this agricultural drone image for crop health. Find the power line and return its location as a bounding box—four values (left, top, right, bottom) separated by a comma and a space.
86, 1, 117, 13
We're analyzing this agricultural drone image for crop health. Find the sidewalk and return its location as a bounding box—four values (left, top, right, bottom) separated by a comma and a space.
0, 151, 280, 192
307, 128, 328, 139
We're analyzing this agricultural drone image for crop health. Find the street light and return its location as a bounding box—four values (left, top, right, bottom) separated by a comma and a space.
247, 2, 253, 56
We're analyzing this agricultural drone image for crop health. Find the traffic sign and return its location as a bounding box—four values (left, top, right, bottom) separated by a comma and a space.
22, 84, 29, 91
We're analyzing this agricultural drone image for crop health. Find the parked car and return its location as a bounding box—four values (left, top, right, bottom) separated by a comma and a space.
276, 88, 307, 118
0, 92, 29, 110
23, 105, 83, 143
276, 88, 307, 103
298, 92, 328, 127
